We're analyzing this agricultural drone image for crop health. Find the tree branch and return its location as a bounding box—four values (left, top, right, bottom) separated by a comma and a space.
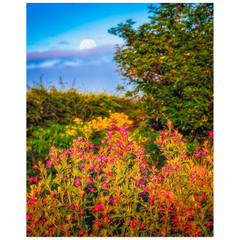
203, 3, 213, 21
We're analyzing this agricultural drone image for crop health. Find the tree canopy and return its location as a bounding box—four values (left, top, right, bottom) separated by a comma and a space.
108, 3, 213, 140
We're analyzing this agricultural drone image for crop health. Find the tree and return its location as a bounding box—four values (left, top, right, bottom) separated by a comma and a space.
108, 3, 213, 140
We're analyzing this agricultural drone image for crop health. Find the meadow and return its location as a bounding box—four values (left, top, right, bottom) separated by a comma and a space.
26, 84, 213, 237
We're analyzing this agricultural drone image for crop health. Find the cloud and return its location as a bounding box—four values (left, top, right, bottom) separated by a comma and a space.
27, 44, 116, 69
58, 41, 70, 45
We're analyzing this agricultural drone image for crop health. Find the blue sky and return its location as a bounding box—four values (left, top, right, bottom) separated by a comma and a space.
27, 3, 159, 92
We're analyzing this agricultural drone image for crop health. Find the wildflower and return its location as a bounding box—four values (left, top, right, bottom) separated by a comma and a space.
88, 178, 93, 184
102, 156, 108, 162
28, 178, 33, 183
75, 179, 81, 187
101, 140, 105, 144
118, 150, 123, 155
202, 150, 207, 156
97, 167, 102, 171
90, 188, 95, 193
116, 141, 121, 147
192, 175, 196, 180
108, 171, 113, 176
102, 182, 108, 188
165, 171, 169, 176
95, 220, 100, 226
48, 227, 53, 231
195, 153, 200, 158
27, 215, 31, 220
79, 210, 84, 215
172, 166, 177, 170
209, 131, 213, 137
79, 230, 84, 235
107, 219, 111, 223
70, 205, 74, 209
46, 161, 52, 167
207, 222, 212, 227
43, 200, 46, 205
90, 143, 94, 148
70, 216, 75, 220
61, 227, 65, 232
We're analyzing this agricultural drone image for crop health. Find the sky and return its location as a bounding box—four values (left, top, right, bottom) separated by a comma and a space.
26, 3, 159, 93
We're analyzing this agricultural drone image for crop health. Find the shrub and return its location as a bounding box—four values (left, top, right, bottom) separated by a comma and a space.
27, 118, 213, 237
27, 84, 142, 129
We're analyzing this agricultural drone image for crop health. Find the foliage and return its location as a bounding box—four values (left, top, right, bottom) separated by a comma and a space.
27, 118, 213, 237
108, 3, 213, 140
27, 82, 142, 129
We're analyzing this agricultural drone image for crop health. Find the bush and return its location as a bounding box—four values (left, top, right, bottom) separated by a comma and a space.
27, 83, 142, 129
27, 117, 213, 237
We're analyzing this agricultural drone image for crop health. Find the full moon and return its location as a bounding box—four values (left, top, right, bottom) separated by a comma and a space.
79, 39, 96, 50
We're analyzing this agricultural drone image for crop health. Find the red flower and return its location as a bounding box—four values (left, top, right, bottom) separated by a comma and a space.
70, 205, 74, 209
79, 230, 84, 235
209, 131, 213, 137
79, 210, 84, 215
207, 222, 212, 227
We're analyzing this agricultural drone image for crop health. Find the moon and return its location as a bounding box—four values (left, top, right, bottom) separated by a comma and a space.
79, 39, 96, 50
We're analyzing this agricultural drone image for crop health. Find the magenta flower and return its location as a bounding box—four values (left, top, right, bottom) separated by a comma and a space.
88, 178, 93, 184
102, 156, 108, 162
28, 178, 33, 183
33, 177, 38, 183
116, 141, 121, 147
192, 175, 196, 180
75, 179, 81, 187
195, 153, 200, 158
70, 205, 74, 209
159, 140, 164, 145
97, 167, 102, 171
102, 182, 108, 188
90, 143, 94, 148
89, 188, 95, 193
46, 161, 52, 167
101, 140, 105, 144
97, 157, 102, 162
118, 150, 123, 155
165, 171, 169, 176
172, 166, 177, 170
43, 200, 46, 205
202, 150, 207, 156
209, 131, 213, 137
